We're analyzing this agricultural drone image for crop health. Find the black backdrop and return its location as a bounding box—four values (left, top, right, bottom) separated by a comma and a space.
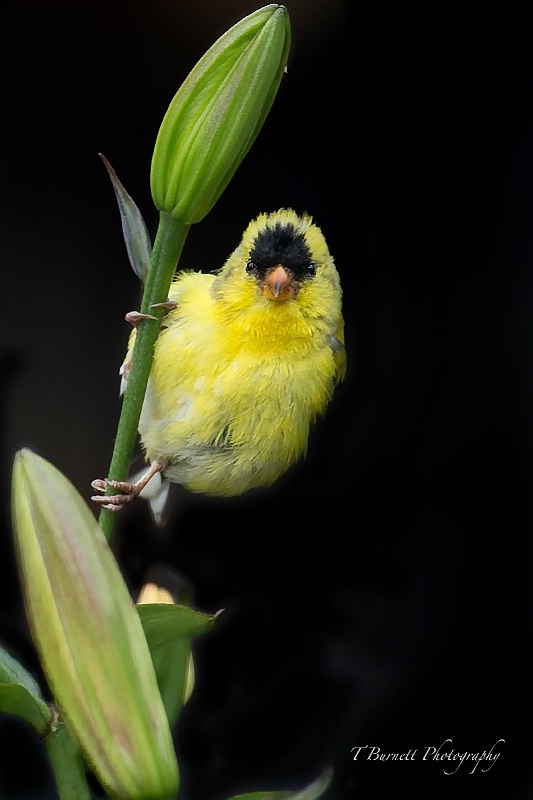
0, 1, 531, 799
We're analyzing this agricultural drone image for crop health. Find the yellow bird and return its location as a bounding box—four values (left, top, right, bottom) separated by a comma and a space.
93, 208, 346, 522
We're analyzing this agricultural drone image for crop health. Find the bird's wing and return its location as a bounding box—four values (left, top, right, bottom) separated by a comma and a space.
329, 317, 347, 385
119, 327, 136, 395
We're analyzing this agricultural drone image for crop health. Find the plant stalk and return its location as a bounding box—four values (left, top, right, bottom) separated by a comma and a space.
99, 211, 190, 541
44, 721, 91, 800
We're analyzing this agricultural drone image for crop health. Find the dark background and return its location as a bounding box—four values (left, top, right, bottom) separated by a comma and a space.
0, 1, 532, 798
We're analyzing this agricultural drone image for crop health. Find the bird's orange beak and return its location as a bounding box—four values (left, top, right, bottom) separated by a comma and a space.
262, 265, 295, 301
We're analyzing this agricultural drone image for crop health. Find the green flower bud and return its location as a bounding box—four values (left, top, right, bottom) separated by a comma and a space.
11, 449, 179, 800
151, 4, 290, 224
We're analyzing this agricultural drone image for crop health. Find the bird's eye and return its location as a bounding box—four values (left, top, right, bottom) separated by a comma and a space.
306, 262, 317, 276
246, 258, 255, 273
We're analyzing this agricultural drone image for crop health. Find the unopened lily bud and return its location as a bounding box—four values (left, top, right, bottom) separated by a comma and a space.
151, 4, 290, 224
11, 449, 179, 800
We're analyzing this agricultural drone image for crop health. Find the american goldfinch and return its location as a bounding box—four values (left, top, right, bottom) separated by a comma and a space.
93, 208, 345, 521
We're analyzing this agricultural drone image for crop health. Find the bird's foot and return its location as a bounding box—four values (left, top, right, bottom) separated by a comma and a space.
91, 478, 137, 511
124, 310, 158, 327
125, 301, 177, 330
150, 301, 178, 329
150, 301, 178, 313
91, 461, 164, 513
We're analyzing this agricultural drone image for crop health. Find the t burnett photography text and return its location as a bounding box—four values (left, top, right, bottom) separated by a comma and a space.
351, 738, 504, 775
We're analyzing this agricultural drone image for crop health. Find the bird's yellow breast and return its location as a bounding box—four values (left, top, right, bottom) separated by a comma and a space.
138, 270, 340, 496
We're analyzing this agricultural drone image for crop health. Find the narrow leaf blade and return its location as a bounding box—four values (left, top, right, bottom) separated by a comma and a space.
0, 683, 52, 735
151, 639, 193, 727
137, 577, 197, 727
100, 153, 152, 282
136, 603, 221, 651
0, 643, 43, 699
224, 769, 333, 800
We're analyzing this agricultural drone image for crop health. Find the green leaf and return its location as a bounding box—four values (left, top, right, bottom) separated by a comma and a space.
0, 643, 51, 735
0, 642, 43, 698
137, 602, 221, 651
100, 153, 152, 282
0, 683, 52, 735
12, 448, 179, 800
224, 769, 333, 800
151, 639, 193, 727
136, 577, 197, 726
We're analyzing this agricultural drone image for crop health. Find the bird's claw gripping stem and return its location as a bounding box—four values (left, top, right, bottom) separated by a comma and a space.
125, 302, 177, 329
124, 311, 158, 327
91, 461, 164, 513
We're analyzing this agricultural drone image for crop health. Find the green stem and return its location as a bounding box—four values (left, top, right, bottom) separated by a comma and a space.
44, 721, 91, 800
99, 211, 190, 541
